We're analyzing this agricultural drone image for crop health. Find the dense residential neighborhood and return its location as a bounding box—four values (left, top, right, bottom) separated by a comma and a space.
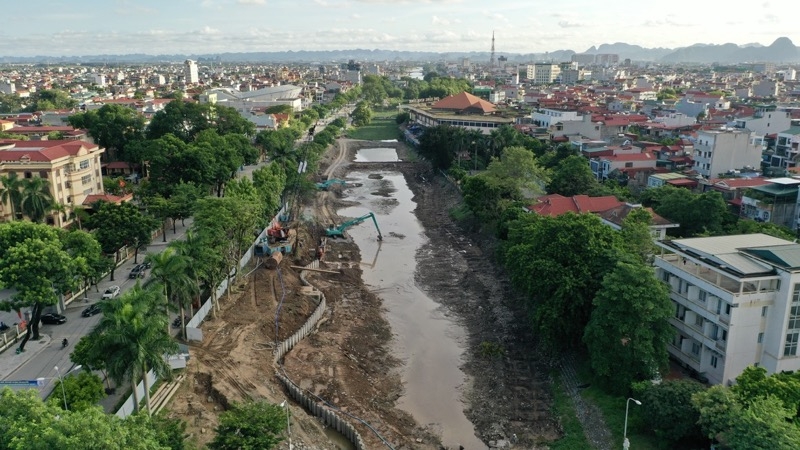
3, 25, 800, 450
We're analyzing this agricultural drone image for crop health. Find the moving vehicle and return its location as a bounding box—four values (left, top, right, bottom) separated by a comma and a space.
102, 286, 121, 299
40, 313, 67, 325
129, 264, 146, 278
62, 338, 68, 349
325, 212, 383, 241
81, 303, 102, 317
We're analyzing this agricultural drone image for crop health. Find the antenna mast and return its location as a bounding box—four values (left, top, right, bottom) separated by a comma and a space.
490, 31, 496, 69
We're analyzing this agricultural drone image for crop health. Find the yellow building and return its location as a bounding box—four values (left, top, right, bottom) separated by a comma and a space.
0, 139, 106, 227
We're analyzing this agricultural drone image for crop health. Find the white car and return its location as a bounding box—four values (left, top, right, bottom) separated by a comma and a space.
102, 286, 121, 299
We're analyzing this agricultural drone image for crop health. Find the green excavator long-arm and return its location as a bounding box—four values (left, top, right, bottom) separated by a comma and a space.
326, 212, 383, 241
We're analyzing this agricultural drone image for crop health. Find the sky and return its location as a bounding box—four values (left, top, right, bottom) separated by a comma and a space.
1, 0, 797, 57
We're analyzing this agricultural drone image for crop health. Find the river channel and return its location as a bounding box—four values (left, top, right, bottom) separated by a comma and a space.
337, 148, 486, 449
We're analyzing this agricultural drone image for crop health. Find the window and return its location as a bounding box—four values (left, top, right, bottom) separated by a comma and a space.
81, 175, 91, 185
722, 329, 727, 341
24, 171, 32, 179
699, 290, 708, 303
725, 303, 732, 315
695, 314, 704, 328
762, 306, 769, 317
710, 324, 719, 340
39, 171, 48, 179
662, 271, 670, 283
758, 332, 764, 344
79, 159, 89, 170
710, 355, 718, 368
785, 332, 799, 356
789, 305, 800, 329
715, 298, 721, 314
691, 342, 701, 356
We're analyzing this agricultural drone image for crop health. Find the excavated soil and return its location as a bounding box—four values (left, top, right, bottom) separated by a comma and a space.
166, 138, 560, 449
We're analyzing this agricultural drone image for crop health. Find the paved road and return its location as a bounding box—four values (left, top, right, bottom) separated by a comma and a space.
0, 218, 193, 403
0, 142, 309, 409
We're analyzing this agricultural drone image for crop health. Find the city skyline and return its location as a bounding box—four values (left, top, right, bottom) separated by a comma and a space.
1, 0, 796, 57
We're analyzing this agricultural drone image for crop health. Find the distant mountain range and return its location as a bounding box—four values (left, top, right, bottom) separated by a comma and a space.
1, 38, 797, 65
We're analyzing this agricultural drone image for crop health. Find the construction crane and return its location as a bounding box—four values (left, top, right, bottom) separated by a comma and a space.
326, 212, 382, 241
316, 179, 347, 190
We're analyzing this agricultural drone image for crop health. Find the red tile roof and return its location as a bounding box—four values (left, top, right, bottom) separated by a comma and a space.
431, 92, 497, 113
527, 194, 622, 216
0, 140, 100, 162
82, 193, 133, 206
598, 204, 675, 227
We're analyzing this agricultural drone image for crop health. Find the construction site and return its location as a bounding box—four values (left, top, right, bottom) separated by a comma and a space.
164, 138, 559, 449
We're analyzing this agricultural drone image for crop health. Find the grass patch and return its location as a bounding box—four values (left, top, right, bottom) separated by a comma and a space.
347, 115, 400, 140
549, 372, 591, 450
575, 361, 660, 450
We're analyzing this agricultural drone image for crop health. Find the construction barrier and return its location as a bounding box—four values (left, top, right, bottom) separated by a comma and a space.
273, 259, 368, 449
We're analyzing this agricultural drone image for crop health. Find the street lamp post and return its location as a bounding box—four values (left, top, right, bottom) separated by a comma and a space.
54, 365, 82, 411
623, 397, 642, 450
280, 400, 293, 450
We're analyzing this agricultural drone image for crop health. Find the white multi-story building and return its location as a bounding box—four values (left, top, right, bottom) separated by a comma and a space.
0, 80, 16, 94
527, 63, 561, 85
733, 107, 791, 137
655, 234, 800, 385
693, 128, 763, 178
184, 59, 199, 84
531, 108, 580, 128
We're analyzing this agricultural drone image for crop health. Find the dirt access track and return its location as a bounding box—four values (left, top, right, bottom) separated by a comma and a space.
165, 138, 559, 449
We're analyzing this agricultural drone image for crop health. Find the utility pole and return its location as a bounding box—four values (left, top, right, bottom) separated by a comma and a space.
489, 31, 496, 69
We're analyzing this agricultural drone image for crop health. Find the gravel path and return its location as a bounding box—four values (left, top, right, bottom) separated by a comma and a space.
560, 353, 614, 449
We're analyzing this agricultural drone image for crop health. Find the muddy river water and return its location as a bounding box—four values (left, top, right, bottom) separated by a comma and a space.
338, 148, 486, 449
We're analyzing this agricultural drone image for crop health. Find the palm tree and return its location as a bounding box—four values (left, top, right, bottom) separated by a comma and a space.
0, 172, 24, 220
146, 249, 195, 336
50, 202, 68, 227
96, 284, 176, 415
20, 177, 54, 223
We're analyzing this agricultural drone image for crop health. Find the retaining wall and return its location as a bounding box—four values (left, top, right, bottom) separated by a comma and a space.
273, 259, 367, 449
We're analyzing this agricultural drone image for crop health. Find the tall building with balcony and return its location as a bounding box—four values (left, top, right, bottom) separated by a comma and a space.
184, 59, 199, 84
693, 128, 763, 178
0, 140, 105, 227
655, 234, 800, 386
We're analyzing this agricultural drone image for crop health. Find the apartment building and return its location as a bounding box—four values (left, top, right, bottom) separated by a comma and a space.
527, 63, 561, 85
0, 140, 105, 226
693, 128, 763, 178
655, 233, 800, 385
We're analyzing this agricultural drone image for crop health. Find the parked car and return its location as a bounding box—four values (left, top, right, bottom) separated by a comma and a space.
141, 260, 152, 269
129, 264, 146, 279
81, 304, 102, 317
40, 313, 67, 325
102, 286, 121, 299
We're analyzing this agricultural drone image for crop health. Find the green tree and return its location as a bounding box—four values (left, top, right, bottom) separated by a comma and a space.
71, 333, 113, 392
634, 379, 707, 445
146, 248, 196, 339
620, 208, 656, 263
89, 201, 159, 280
67, 104, 146, 161
0, 171, 24, 220
50, 371, 106, 412
732, 366, 800, 415
95, 285, 177, 415
0, 222, 82, 351
503, 213, 621, 351
168, 181, 203, 229
693, 385, 800, 449
641, 186, 734, 237
583, 256, 674, 393
61, 229, 105, 301
351, 100, 373, 127
548, 155, 597, 196
0, 388, 170, 450
19, 177, 54, 223
209, 400, 287, 450
483, 146, 549, 198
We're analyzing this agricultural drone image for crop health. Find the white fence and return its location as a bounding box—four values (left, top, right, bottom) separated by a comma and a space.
115, 369, 157, 418
116, 204, 288, 418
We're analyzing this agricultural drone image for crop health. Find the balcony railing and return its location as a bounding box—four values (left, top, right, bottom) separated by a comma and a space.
659, 253, 777, 297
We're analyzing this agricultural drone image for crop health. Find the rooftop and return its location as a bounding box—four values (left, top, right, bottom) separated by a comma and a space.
669, 233, 791, 276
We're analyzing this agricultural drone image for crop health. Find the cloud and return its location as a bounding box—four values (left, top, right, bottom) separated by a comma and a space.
483, 11, 508, 22
432, 16, 450, 25
237, 0, 266, 4
761, 13, 779, 23
558, 20, 584, 28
